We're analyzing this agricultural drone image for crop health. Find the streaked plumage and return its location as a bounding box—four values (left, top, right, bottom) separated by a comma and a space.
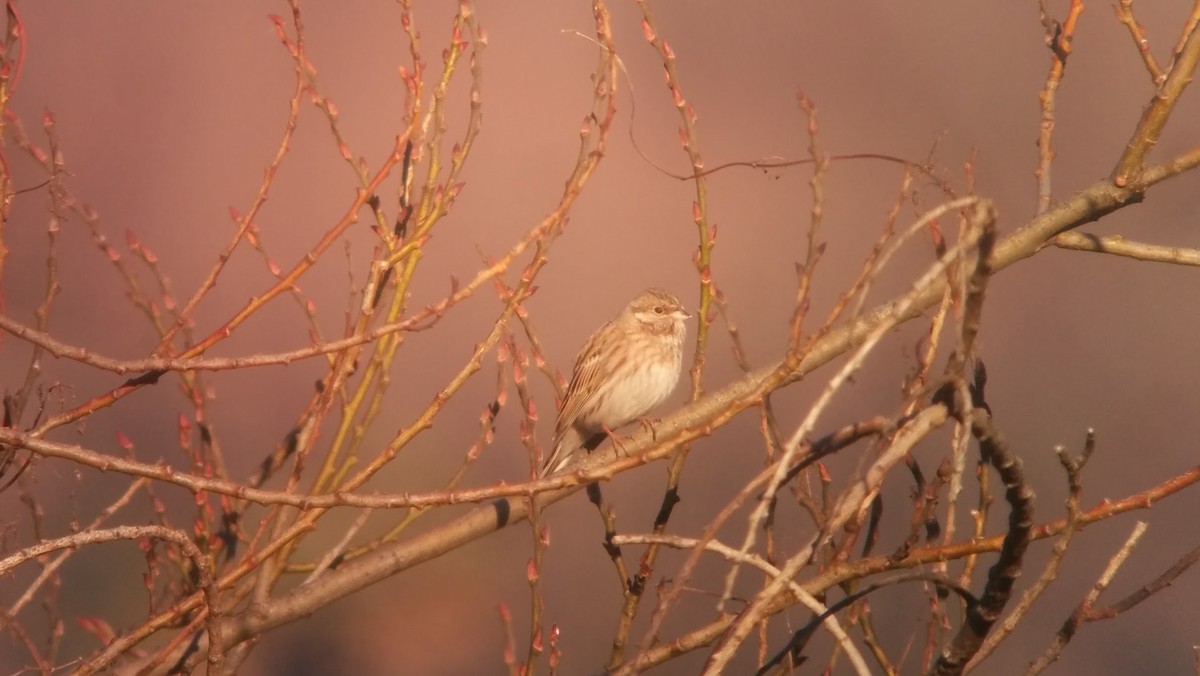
540, 288, 690, 476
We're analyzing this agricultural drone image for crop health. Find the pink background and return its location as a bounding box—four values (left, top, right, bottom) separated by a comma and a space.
2, 2, 1199, 673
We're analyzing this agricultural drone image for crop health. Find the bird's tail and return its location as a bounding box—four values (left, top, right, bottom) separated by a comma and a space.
539, 428, 611, 477
539, 428, 582, 477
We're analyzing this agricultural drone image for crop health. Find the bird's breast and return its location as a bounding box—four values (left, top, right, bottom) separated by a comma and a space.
598, 357, 681, 426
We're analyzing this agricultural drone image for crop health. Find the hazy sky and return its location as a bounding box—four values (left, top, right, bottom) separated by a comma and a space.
3, 2, 1199, 674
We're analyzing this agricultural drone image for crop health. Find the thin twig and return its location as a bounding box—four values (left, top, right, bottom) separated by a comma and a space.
1027, 522, 1149, 674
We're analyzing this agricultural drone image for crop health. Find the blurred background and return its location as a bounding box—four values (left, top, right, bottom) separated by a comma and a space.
2, 1, 1199, 673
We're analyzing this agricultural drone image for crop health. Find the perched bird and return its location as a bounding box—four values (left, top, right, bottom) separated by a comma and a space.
540, 288, 690, 477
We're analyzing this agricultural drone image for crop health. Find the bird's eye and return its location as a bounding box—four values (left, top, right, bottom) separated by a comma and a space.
653, 306, 665, 315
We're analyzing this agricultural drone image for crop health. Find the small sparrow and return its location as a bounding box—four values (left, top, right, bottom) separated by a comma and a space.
540, 288, 690, 477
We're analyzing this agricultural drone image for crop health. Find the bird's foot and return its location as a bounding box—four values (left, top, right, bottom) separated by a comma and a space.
601, 424, 634, 458
635, 416, 661, 441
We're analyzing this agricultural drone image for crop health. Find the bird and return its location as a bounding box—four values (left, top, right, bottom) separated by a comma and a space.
539, 288, 690, 477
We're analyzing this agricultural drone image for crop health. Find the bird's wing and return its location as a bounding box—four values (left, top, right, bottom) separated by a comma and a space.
540, 329, 607, 477
553, 321, 612, 440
